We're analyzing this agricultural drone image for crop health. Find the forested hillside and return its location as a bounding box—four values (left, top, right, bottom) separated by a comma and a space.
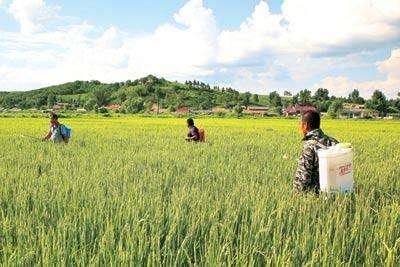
1, 75, 399, 117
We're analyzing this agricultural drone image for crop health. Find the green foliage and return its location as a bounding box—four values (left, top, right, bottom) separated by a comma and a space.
123, 97, 145, 113
269, 91, 283, 115
1, 76, 399, 117
298, 89, 312, 105
313, 88, 330, 102
251, 94, 259, 104
0, 118, 399, 265
348, 89, 365, 104
240, 92, 252, 108
327, 100, 344, 118
92, 87, 111, 107
84, 99, 97, 111
97, 106, 109, 114
233, 104, 243, 115
366, 90, 388, 117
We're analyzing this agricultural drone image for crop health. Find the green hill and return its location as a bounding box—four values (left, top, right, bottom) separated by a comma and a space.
0, 75, 268, 112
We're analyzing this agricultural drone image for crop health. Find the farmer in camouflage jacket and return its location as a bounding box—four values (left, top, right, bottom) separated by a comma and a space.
294, 111, 338, 194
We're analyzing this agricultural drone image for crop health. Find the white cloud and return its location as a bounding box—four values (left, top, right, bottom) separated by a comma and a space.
0, 0, 400, 95
122, 0, 217, 79
8, 0, 60, 34
218, 0, 400, 63
0, 0, 218, 90
317, 48, 400, 98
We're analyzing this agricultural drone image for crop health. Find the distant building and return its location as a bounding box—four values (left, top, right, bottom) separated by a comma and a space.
76, 108, 87, 113
105, 104, 121, 111
243, 106, 269, 115
150, 103, 167, 113
341, 103, 379, 118
10, 108, 22, 112
52, 103, 69, 111
341, 103, 366, 118
284, 105, 316, 116
175, 106, 190, 113
212, 107, 229, 113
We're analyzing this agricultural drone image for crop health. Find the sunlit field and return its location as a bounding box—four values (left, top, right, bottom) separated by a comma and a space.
0, 117, 399, 265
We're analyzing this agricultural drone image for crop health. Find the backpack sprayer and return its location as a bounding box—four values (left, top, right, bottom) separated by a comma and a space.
318, 143, 354, 194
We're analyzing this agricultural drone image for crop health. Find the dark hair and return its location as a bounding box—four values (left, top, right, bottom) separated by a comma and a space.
187, 118, 194, 126
51, 113, 58, 120
302, 110, 320, 130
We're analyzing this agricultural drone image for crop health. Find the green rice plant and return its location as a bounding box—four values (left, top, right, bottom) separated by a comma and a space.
0, 117, 399, 265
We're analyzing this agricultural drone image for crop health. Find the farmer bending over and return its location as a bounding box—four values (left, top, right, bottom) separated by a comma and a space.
186, 118, 200, 142
294, 110, 338, 194
43, 113, 68, 144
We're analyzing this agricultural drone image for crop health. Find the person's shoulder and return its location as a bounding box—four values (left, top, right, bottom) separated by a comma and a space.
304, 139, 318, 148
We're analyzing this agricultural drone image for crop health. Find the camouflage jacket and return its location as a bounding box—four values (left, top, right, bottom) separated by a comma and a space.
293, 129, 338, 193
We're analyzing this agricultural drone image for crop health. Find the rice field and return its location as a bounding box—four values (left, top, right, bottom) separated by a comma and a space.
0, 117, 399, 265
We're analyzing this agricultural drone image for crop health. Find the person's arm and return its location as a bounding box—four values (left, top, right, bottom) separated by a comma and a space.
186, 130, 199, 141
43, 130, 51, 141
293, 144, 315, 192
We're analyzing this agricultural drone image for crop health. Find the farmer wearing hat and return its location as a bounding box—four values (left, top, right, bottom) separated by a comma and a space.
294, 110, 338, 193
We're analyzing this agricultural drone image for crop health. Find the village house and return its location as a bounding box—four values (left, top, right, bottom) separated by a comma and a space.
283, 105, 316, 116
52, 103, 69, 111
341, 103, 378, 118
243, 106, 269, 115
105, 104, 121, 111
212, 107, 229, 113
150, 103, 167, 113
341, 104, 366, 118
175, 106, 190, 114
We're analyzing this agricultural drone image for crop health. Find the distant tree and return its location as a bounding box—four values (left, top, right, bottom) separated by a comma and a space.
284, 91, 292, 97
234, 104, 243, 115
154, 87, 165, 114
366, 90, 388, 117
291, 94, 299, 105
269, 91, 283, 115
197, 93, 213, 110
84, 99, 97, 111
251, 94, 259, 104
269, 91, 282, 107
97, 106, 109, 114
313, 88, 330, 102
327, 100, 344, 118
123, 97, 145, 113
241, 92, 251, 108
298, 89, 312, 105
312, 88, 330, 112
348, 89, 365, 104
47, 93, 57, 107
92, 87, 110, 107
35, 94, 47, 108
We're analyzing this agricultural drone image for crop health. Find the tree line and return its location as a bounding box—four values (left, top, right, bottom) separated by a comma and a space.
0, 75, 399, 117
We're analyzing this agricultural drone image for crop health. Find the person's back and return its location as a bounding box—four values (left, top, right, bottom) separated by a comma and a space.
294, 111, 338, 193
186, 118, 200, 142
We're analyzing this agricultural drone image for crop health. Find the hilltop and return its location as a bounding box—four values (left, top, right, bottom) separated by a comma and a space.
0, 75, 270, 113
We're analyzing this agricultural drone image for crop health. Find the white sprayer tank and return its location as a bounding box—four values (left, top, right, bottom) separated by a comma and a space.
318, 144, 354, 193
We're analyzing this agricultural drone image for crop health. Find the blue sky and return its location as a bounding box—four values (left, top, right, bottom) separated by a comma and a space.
0, 0, 399, 97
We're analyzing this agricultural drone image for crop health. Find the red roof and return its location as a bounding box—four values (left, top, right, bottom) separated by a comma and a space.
106, 104, 121, 111
284, 105, 316, 115
175, 107, 190, 113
